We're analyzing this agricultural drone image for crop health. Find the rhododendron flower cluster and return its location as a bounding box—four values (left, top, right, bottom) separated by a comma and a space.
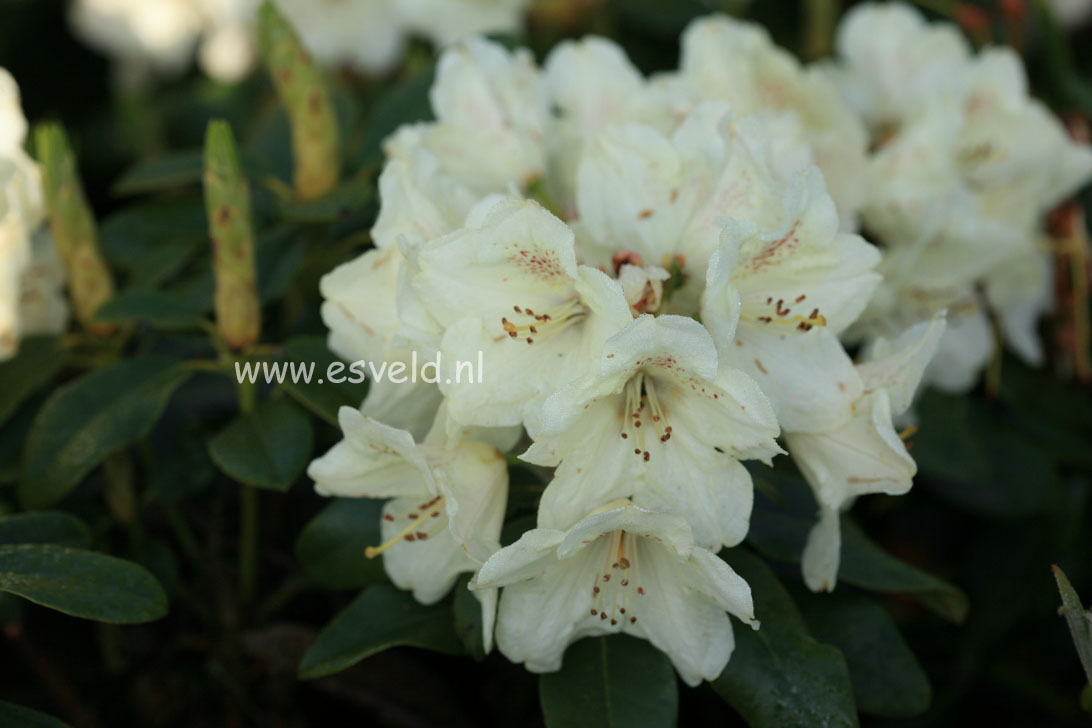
301, 7, 1053, 684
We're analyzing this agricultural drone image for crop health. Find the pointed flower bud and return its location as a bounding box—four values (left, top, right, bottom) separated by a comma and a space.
258, 0, 340, 200
34, 123, 114, 335
203, 120, 261, 351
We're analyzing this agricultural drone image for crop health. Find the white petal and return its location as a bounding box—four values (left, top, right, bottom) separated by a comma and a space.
307, 408, 434, 498
556, 504, 694, 561
319, 247, 400, 364
801, 505, 841, 593
858, 315, 947, 415
380, 497, 474, 604
473, 527, 566, 589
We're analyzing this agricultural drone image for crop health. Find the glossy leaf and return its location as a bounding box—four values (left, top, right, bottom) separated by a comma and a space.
453, 574, 486, 662
208, 396, 313, 492
713, 549, 858, 728
796, 591, 931, 718
0, 512, 91, 548
20, 358, 192, 509
298, 583, 462, 679
0, 544, 168, 623
294, 497, 385, 589
539, 635, 678, 728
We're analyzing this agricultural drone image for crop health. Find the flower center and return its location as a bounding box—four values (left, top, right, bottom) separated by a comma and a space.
499, 299, 586, 345
619, 373, 672, 462
589, 530, 646, 627
747, 294, 827, 331
364, 495, 447, 558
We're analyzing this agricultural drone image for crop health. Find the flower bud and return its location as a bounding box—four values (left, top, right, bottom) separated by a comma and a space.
34, 124, 115, 335
203, 120, 261, 351
257, 0, 340, 200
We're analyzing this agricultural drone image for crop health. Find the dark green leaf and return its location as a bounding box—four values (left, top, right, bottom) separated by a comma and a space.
0, 700, 71, 727
0, 543, 167, 623
208, 396, 313, 491
0, 337, 68, 427
713, 549, 858, 728
453, 574, 486, 662
279, 336, 368, 425
93, 290, 206, 330
294, 497, 385, 589
20, 358, 192, 509
0, 512, 91, 548
149, 426, 216, 502
276, 172, 376, 223
747, 470, 968, 623
99, 199, 207, 286
298, 583, 462, 679
111, 150, 203, 195
796, 591, 931, 718
539, 635, 678, 728
838, 520, 968, 624
257, 226, 306, 303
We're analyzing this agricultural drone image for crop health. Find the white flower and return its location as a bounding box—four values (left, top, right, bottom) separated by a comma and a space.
833, 3, 1092, 390
1050, 0, 1092, 28
308, 406, 508, 648
1, 69, 66, 362
697, 153, 882, 432
273, 0, 406, 75
410, 196, 633, 427
411, 37, 548, 194
829, 2, 970, 128
473, 501, 758, 686
320, 147, 479, 437
784, 316, 945, 592
397, 0, 530, 46
522, 314, 781, 549
669, 15, 870, 223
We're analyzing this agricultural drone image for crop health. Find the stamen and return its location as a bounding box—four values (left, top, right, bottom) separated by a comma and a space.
365, 496, 445, 558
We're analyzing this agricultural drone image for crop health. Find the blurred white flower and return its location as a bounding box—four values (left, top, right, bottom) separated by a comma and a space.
831, 2, 1092, 391
0, 69, 66, 362
473, 501, 758, 686
308, 406, 508, 648
69, 0, 532, 85
1051, 0, 1092, 27
784, 316, 945, 592
523, 314, 781, 549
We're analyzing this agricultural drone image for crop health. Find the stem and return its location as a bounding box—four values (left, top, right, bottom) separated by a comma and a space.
236, 377, 259, 606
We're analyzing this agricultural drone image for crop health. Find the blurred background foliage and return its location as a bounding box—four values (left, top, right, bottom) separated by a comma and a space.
0, 0, 1091, 726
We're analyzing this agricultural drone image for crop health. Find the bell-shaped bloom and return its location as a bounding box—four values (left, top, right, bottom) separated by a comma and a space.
523, 314, 780, 549
699, 161, 881, 433
473, 501, 758, 686
784, 316, 946, 592
410, 196, 634, 427
308, 406, 509, 649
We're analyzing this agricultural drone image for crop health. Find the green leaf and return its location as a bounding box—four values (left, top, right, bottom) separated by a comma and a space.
98, 199, 207, 287
279, 336, 368, 425
209, 396, 313, 491
747, 470, 968, 623
914, 392, 1056, 516
713, 549, 858, 728
111, 150, 203, 195
294, 497, 385, 589
93, 290, 206, 330
0, 512, 91, 548
20, 358, 192, 509
838, 520, 968, 624
0, 337, 69, 427
0, 700, 72, 727
298, 583, 462, 679
796, 591, 931, 718
453, 574, 486, 662
276, 171, 376, 223
0, 543, 167, 623
539, 635, 678, 728
1053, 565, 1092, 686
